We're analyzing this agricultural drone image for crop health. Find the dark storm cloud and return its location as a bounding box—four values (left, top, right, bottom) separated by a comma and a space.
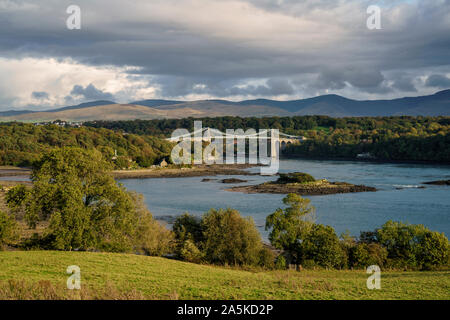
425, 74, 450, 88
0, 0, 449, 103
158, 77, 294, 98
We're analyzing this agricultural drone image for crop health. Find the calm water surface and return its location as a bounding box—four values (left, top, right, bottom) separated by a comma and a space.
120, 159, 450, 239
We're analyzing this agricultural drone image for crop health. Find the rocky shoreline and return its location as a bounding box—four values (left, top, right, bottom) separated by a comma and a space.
0, 166, 31, 177
0, 164, 260, 180
226, 180, 377, 196
112, 164, 259, 179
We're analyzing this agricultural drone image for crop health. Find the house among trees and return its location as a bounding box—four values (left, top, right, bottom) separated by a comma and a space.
159, 159, 168, 167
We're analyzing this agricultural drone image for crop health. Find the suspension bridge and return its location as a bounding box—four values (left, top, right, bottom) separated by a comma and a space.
167, 127, 306, 149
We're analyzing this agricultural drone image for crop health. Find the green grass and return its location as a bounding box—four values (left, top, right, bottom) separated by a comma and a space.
313, 126, 331, 133
0, 251, 449, 300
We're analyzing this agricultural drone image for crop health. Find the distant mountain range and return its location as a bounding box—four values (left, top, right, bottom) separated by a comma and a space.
1, 90, 449, 122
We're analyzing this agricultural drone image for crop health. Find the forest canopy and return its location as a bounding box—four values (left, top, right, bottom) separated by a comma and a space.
85, 116, 450, 162
0, 123, 173, 168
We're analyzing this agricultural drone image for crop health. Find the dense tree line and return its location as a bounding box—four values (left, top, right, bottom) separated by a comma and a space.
85, 116, 450, 162
0, 123, 173, 168
85, 116, 450, 136
285, 131, 450, 162
171, 193, 449, 270
265, 194, 449, 270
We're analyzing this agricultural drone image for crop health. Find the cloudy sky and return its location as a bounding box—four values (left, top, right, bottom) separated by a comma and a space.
0, 0, 449, 110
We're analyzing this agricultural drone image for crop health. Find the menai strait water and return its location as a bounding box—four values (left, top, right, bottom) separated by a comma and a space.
119, 159, 450, 240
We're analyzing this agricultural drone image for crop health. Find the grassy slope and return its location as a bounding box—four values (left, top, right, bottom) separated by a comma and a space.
0, 103, 291, 122
0, 251, 448, 300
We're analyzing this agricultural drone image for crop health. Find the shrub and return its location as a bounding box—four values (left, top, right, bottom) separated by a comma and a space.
201, 208, 262, 266
136, 217, 174, 256
277, 172, 315, 184
179, 239, 204, 263
114, 156, 132, 169
0, 210, 18, 249
375, 221, 449, 269
415, 231, 449, 270
132, 193, 174, 256
258, 247, 276, 269
299, 224, 346, 269
19, 233, 55, 250
350, 243, 388, 269
173, 213, 203, 244
274, 255, 287, 270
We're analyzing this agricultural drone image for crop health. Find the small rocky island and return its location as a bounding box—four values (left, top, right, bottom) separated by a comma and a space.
423, 180, 450, 185
202, 178, 249, 183
227, 172, 377, 196
221, 178, 248, 184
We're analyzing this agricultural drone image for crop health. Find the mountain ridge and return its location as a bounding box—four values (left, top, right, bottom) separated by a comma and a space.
0, 90, 449, 121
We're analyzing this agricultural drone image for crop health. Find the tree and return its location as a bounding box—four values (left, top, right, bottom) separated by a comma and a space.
300, 224, 346, 268
376, 221, 449, 269
202, 208, 262, 266
131, 192, 174, 256
173, 213, 204, 260
416, 231, 449, 270
0, 210, 18, 249
5, 184, 29, 217
173, 213, 204, 244
349, 243, 388, 269
25, 147, 172, 253
277, 172, 315, 184
265, 194, 315, 263
375, 221, 425, 267
0, 123, 172, 168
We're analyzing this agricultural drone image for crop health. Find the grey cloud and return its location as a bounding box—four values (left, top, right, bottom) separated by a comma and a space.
32, 91, 49, 100
158, 77, 295, 98
69, 84, 114, 101
311, 68, 390, 94
226, 79, 295, 97
0, 0, 449, 104
391, 74, 418, 92
346, 69, 385, 90
313, 71, 347, 91
425, 74, 450, 88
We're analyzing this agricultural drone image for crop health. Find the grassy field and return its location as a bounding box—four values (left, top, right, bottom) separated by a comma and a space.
0, 251, 448, 300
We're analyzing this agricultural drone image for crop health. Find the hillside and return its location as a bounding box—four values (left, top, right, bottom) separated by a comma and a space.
0, 251, 448, 300
0, 123, 172, 167
1, 90, 449, 122
0, 102, 291, 122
